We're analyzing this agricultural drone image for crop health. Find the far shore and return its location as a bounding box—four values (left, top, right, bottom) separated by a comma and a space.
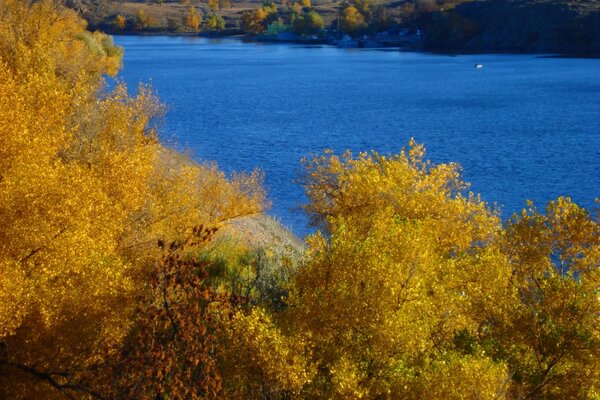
110, 30, 600, 58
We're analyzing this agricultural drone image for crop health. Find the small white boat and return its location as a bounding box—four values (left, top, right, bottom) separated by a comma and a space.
475, 64, 483, 68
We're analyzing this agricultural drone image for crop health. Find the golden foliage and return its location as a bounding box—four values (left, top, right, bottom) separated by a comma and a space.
341, 5, 367, 33
217, 145, 597, 399
185, 5, 202, 31
0, 1, 598, 399
289, 144, 511, 397
0, 1, 264, 398
220, 308, 315, 399
114, 14, 127, 30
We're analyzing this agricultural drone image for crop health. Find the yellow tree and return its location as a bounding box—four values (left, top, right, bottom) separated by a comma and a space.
220, 142, 512, 398
0, 1, 266, 398
0, 3, 146, 397
492, 198, 600, 398
224, 143, 599, 399
341, 5, 366, 34
185, 5, 202, 31
289, 143, 512, 398
114, 14, 127, 30
208, 0, 231, 11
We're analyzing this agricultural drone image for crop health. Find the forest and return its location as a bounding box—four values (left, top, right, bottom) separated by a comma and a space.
0, 1, 599, 399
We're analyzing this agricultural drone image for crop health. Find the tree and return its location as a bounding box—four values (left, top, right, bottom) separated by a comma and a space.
208, 0, 231, 12
288, 143, 511, 397
206, 13, 226, 31
0, 3, 152, 397
241, 7, 269, 34
208, 0, 219, 11
491, 198, 600, 398
292, 10, 324, 35
292, 1, 303, 14
0, 1, 266, 398
2, 2, 598, 399
185, 5, 202, 31
100, 227, 226, 399
340, 5, 367, 34
114, 14, 127, 30
135, 8, 150, 29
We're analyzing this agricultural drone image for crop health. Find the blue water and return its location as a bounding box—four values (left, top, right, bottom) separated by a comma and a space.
114, 36, 600, 236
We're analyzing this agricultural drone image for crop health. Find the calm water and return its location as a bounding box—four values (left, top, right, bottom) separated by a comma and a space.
114, 36, 600, 236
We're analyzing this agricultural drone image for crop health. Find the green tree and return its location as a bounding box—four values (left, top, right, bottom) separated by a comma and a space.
206, 13, 226, 31
292, 10, 324, 35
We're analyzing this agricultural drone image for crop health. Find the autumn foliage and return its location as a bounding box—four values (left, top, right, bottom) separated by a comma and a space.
0, 1, 263, 398
0, 1, 598, 399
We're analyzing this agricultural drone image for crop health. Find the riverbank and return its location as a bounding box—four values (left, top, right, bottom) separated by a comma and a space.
112, 30, 600, 58
73, 0, 600, 57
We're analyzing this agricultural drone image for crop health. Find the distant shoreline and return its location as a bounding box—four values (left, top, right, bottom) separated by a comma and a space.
112, 32, 600, 59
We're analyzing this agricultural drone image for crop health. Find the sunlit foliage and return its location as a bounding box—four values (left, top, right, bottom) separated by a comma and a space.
288, 144, 512, 398
207, 0, 231, 12
0, 1, 264, 398
185, 5, 202, 31
0, 1, 598, 399
339, 0, 390, 35
135, 8, 150, 29
341, 5, 367, 33
114, 14, 127, 30
220, 144, 598, 398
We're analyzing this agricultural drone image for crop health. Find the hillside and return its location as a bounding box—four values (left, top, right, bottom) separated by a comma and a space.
69, 0, 600, 55
66, 0, 341, 33
423, 0, 600, 55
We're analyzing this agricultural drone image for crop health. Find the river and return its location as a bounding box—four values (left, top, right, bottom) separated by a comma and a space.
114, 36, 600, 236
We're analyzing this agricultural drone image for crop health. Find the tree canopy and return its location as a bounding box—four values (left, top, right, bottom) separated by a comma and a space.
0, 1, 598, 399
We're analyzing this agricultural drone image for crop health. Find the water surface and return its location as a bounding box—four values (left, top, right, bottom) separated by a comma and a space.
115, 36, 600, 236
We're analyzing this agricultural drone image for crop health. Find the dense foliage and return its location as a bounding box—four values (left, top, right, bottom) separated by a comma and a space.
0, 1, 264, 398
0, 1, 598, 399
240, 1, 328, 36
